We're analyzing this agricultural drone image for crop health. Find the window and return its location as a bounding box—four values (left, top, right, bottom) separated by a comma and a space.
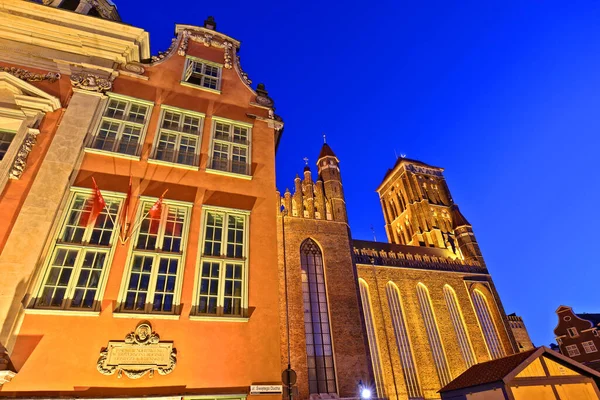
208, 118, 251, 176
567, 327, 579, 338
195, 208, 249, 317
416, 283, 452, 387
0, 130, 15, 160
583, 341, 598, 354
444, 285, 477, 368
566, 344, 581, 357
301, 239, 337, 395
34, 191, 121, 310
472, 289, 505, 359
88, 95, 152, 157
386, 282, 421, 399
151, 107, 204, 167
594, 330, 599, 337
182, 57, 222, 91
120, 200, 190, 314
557, 338, 563, 345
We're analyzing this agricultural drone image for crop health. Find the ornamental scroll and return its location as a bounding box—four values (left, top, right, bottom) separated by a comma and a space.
96, 322, 176, 379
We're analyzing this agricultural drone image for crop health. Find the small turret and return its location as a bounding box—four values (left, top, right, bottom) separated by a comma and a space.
317, 143, 347, 223
450, 205, 485, 267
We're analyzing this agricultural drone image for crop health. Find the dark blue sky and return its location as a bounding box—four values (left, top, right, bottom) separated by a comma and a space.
120, 1, 600, 347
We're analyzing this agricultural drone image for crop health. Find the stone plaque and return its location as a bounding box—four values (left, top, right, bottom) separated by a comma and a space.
97, 322, 176, 379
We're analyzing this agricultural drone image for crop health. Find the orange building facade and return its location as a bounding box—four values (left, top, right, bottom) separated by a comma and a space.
0, 0, 284, 398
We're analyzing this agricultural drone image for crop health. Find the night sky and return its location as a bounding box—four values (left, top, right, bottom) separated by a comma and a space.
118, 1, 600, 348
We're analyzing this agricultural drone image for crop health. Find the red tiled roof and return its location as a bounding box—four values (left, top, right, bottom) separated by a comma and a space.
439, 349, 537, 393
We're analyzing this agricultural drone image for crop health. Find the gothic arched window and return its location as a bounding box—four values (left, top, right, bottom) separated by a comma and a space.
386, 282, 422, 399
301, 239, 337, 394
358, 279, 386, 398
472, 289, 505, 359
416, 283, 452, 387
443, 285, 477, 368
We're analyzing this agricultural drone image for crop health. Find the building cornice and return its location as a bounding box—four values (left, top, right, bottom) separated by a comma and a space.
0, 0, 150, 66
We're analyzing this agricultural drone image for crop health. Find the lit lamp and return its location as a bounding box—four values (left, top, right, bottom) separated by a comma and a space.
358, 380, 372, 400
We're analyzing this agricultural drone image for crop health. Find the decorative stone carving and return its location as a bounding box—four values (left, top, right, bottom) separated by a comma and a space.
255, 84, 274, 108
96, 322, 176, 379
177, 31, 191, 56
70, 73, 112, 93
0, 67, 60, 83
122, 63, 145, 74
223, 41, 233, 69
151, 38, 177, 62
9, 129, 39, 180
236, 55, 252, 85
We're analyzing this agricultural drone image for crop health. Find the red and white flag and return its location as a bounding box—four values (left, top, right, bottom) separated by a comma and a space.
148, 190, 168, 234
81, 178, 106, 227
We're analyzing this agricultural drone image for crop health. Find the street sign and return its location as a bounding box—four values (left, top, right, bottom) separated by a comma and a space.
250, 385, 283, 395
282, 368, 297, 386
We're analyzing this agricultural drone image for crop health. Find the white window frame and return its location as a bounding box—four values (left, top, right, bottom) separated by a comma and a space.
567, 327, 579, 338
116, 197, 192, 316
149, 105, 205, 169
583, 341, 598, 354
30, 188, 124, 313
86, 93, 154, 160
192, 206, 250, 320
566, 344, 581, 357
207, 116, 253, 179
181, 56, 223, 94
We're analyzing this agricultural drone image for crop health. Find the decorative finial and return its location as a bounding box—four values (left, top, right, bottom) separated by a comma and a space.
303, 157, 309, 165
323, 133, 327, 144
204, 16, 217, 30
400, 153, 407, 158
370, 225, 377, 242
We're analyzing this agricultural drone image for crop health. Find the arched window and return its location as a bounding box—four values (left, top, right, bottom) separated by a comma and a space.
472, 289, 505, 359
443, 285, 477, 368
386, 282, 422, 399
358, 279, 386, 398
416, 283, 452, 387
301, 239, 336, 394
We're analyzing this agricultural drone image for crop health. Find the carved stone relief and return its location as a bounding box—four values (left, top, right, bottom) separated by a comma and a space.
97, 322, 176, 379
0, 67, 60, 83
70, 73, 112, 93
9, 129, 39, 180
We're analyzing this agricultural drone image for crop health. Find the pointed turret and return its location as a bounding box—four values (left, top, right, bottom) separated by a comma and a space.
317, 142, 346, 223
450, 205, 485, 267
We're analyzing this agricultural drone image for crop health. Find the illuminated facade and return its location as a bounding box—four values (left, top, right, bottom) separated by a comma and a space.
278, 150, 518, 400
554, 306, 600, 370
0, 0, 283, 397
0, 2, 523, 400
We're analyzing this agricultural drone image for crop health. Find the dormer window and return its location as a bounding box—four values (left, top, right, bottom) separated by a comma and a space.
182, 57, 222, 93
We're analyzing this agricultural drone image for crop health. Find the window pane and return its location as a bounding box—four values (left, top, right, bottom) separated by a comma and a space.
162, 206, 185, 252
152, 258, 178, 312
155, 132, 178, 163
198, 261, 220, 314
118, 125, 142, 155
38, 248, 78, 308
223, 263, 243, 316
301, 239, 337, 394
226, 215, 245, 258
203, 212, 223, 256
89, 198, 120, 246
70, 251, 107, 309
137, 203, 160, 250
0, 131, 16, 161
61, 195, 89, 243
93, 121, 119, 152
105, 99, 126, 119
123, 255, 154, 311
128, 103, 148, 123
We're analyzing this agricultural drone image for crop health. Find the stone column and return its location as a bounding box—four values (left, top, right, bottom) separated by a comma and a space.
0, 89, 104, 353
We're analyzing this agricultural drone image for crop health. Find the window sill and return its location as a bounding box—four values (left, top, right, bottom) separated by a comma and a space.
84, 147, 141, 161
189, 315, 249, 323
113, 312, 181, 320
206, 168, 252, 180
180, 81, 222, 95
147, 158, 199, 171
25, 308, 100, 317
